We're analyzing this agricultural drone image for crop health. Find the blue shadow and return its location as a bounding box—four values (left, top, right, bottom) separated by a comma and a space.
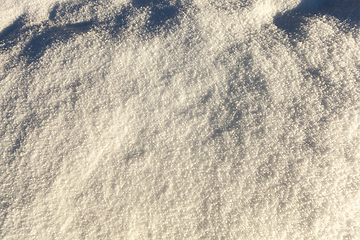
0, 0, 185, 64
274, 0, 360, 38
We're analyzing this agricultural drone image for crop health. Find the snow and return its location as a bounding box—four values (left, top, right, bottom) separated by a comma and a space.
1, 0, 360, 239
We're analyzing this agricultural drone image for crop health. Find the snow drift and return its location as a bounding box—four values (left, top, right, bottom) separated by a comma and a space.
1, 0, 360, 239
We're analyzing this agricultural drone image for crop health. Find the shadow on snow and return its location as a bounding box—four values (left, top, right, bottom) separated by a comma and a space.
0, 0, 186, 63
274, 0, 360, 38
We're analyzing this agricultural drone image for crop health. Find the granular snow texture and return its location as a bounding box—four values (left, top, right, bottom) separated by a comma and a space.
1, 0, 360, 239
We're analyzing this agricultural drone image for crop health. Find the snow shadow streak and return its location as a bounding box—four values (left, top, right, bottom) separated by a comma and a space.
21, 22, 93, 62
274, 0, 360, 38
132, 0, 184, 32
0, 1, 185, 64
0, 15, 27, 50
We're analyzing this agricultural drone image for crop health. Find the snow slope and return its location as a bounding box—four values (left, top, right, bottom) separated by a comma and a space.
1, 0, 360, 239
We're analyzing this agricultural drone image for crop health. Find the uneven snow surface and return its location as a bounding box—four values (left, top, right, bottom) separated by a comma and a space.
1, 0, 360, 239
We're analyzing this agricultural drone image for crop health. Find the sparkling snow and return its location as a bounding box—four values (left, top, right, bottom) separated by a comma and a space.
1, 0, 360, 239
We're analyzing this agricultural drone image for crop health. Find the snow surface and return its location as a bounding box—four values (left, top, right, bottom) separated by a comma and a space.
1, 0, 360, 239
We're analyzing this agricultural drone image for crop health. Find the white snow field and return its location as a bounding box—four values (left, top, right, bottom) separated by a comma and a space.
1, 0, 360, 239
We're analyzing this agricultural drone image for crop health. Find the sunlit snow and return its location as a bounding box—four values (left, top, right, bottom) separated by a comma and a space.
1, 0, 360, 239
